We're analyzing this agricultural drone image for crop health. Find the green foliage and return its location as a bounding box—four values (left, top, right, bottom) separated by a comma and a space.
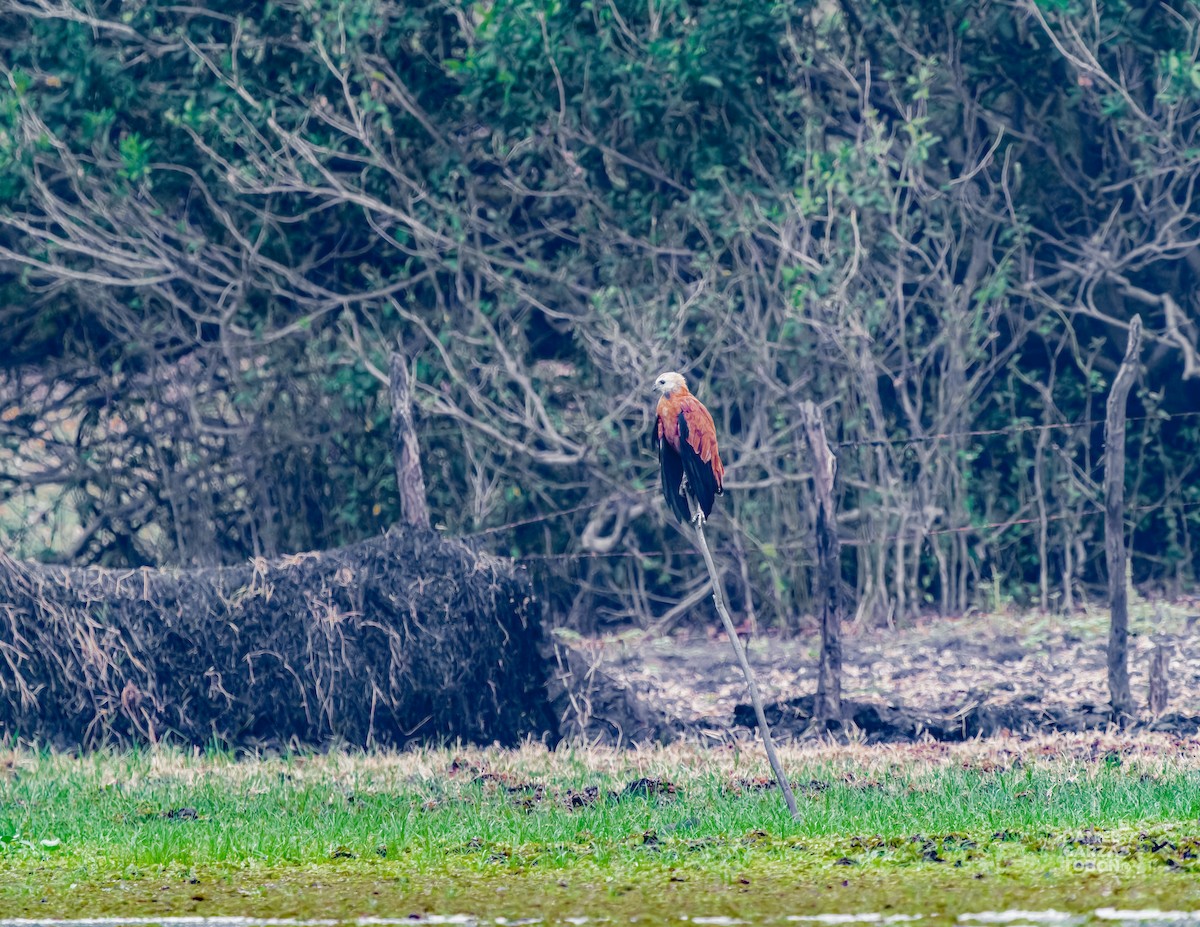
1, 0, 1199, 624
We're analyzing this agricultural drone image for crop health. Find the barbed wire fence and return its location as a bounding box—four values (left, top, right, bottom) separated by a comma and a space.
515, 391, 1196, 728
457, 398, 1200, 740
472, 410, 1200, 567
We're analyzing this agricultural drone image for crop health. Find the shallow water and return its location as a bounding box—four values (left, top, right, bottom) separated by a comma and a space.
8, 911, 1200, 927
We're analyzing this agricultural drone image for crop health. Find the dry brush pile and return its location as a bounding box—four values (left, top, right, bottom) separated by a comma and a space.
0, 528, 555, 750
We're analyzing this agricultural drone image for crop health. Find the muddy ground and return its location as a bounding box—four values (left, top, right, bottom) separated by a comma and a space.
558, 601, 1200, 744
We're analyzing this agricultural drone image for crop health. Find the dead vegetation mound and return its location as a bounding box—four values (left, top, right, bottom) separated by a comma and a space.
0, 528, 555, 750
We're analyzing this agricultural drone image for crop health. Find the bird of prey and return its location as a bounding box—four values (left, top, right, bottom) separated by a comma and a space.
653, 371, 725, 524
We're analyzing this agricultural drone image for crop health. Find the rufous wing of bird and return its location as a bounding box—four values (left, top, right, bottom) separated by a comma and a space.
653, 371, 725, 523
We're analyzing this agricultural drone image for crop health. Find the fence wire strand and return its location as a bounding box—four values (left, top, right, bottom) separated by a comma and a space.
466, 408, 1200, 564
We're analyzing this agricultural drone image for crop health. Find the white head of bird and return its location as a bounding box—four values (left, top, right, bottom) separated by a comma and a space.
653, 371, 687, 396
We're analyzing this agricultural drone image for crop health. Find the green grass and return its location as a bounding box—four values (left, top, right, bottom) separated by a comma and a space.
4, 736, 1200, 919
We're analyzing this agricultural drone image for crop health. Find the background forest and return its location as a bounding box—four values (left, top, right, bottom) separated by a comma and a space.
3, 0, 1200, 633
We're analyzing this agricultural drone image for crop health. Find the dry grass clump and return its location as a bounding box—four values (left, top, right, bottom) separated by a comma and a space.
2, 730, 1190, 789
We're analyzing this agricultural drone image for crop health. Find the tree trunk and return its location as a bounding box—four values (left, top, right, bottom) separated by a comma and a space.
1105, 315, 1142, 722
800, 400, 843, 727
389, 351, 431, 530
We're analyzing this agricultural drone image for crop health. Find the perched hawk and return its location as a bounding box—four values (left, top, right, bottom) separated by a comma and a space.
653, 371, 725, 524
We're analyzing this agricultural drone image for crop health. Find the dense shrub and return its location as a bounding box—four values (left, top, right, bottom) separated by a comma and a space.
2, 0, 1199, 627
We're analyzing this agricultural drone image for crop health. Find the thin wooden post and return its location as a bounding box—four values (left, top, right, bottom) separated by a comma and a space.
799, 400, 843, 727
686, 494, 799, 820
1149, 639, 1170, 717
389, 351, 431, 529
1105, 315, 1141, 722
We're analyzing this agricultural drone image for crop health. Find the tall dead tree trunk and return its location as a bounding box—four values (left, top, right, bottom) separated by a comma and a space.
1105, 314, 1142, 723
799, 400, 842, 727
389, 351, 431, 529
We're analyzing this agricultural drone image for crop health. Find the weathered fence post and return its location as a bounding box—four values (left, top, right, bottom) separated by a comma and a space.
799, 400, 843, 728
389, 351, 431, 529
1149, 602, 1171, 718
1149, 639, 1170, 718
1105, 315, 1142, 723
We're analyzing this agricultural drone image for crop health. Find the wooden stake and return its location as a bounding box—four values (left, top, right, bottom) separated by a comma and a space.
1149, 639, 1170, 718
799, 400, 843, 727
686, 493, 800, 820
389, 351, 431, 530
1104, 314, 1141, 722
1149, 602, 1170, 718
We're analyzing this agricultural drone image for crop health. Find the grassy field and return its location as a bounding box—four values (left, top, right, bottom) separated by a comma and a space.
4, 735, 1200, 921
